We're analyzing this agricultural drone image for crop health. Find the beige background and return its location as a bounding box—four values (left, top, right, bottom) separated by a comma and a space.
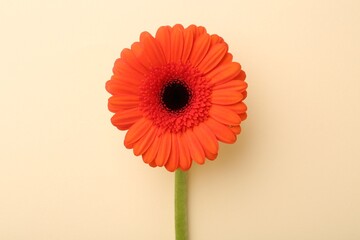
1, 0, 360, 239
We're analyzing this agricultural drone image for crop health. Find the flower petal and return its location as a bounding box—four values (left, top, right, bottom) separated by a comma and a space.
210, 34, 224, 46
142, 134, 161, 164
155, 26, 171, 63
181, 25, 195, 63
140, 31, 166, 67
240, 113, 247, 121
155, 132, 172, 167
170, 26, 184, 63
173, 24, 185, 30
111, 108, 142, 130
108, 95, 139, 112
120, 48, 148, 74
184, 130, 206, 165
165, 133, 180, 172
105, 80, 118, 96
124, 118, 151, 148
133, 126, 157, 156
193, 123, 219, 160
230, 125, 241, 135
106, 77, 139, 96
212, 89, 243, 105
242, 91, 248, 100
188, 34, 211, 67
209, 105, 241, 125
207, 62, 242, 86
218, 52, 233, 66
204, 118, 236, 144
227, 102, 247, 114
213, 79, 247, 92
130, 42, 151, 70
178, 133, 192, 170
233, 69, 246, 81
149, 161, 158, 168
197, 43, 228, 74
112, 58, 144, 82
194, 25, 207, 37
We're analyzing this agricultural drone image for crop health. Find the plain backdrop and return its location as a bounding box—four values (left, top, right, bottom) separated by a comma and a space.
1, 0, 360, 239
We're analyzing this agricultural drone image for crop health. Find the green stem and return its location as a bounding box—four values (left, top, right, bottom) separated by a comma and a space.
175, 169, 188, 240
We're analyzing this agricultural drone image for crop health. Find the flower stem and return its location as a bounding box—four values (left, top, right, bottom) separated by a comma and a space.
175, 169, 188, 240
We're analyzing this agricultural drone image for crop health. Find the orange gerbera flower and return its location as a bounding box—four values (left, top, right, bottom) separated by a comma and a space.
106, 24, 247, 171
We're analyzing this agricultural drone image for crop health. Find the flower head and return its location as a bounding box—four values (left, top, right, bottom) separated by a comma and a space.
106, 24, 247, 171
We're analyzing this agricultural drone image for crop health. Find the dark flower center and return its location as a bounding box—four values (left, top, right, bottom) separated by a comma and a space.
161, 80, 191, 112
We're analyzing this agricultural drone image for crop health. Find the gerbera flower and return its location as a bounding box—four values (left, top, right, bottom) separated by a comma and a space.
106, 24, 247, 172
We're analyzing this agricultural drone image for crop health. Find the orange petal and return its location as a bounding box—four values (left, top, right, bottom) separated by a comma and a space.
111, 108, 142, 130
207, 62, 242, 86
170, 27, 184, 63
184, 130, 205, 165
204, 151, 218, 161
124, 118, 151, 148
155, 132, 172, 167
195, 25, 207, 37
105, 80, 117, 95
227, 102, 247, 114
173, 24, 185, 30
178, 133, 192, 170
142, 134, 161, 164
181, 26, 195, 63
188, 34, 211, 67
209, 105, 241, 125
112, 77, 140, 91
212, 89, 243, 105
218, 52, 233, 67
109, 93, 139, 104
242, 91, 248, 100
213, 80, 247, 92
106, 77, 139, 96
193, 123, 219, 160
205, 43, 233, 71
149, 161, 158, 168
197, 43, 228, 74
165, 133, 180, 172
112, 58, 144, 82
230, 125, 241, 135
204, 118, 236, 144
105, 78, 121, 95
185, 24, 197, 34
133, 126, 157, 156
240, 113, 247, 121
233, 70, 246, 81
140, 31, 166, 67
210, 34, 224, 46
120, 48, 148, 74
130, 42, 151, 70
108, 95, 139, 112
155, 26, 171, 63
